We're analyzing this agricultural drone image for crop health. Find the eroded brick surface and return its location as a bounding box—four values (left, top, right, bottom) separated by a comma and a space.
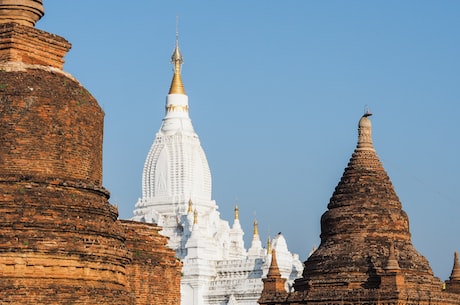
0, 21, 181, 305
0, 69, 104, 185
259, 118, 460, 305
121, 220, 182, 305
0, 23, 70, 69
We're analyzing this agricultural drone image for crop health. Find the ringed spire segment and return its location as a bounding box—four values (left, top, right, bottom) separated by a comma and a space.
357, 109, 375, 151
450, 251, 460, 280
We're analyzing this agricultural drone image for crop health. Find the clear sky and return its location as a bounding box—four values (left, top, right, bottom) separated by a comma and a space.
38, 1, 459, 280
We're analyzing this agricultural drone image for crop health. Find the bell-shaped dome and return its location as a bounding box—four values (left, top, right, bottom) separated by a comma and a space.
142, 129, 212, 201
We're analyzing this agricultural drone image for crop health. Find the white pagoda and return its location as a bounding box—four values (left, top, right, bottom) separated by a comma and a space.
132, 35, 303, 305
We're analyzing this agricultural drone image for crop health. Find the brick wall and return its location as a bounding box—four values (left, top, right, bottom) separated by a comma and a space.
0, 23, 70, 69
0, 41, 132, 303
0, 16, 181, 305
121, 220, 182, 305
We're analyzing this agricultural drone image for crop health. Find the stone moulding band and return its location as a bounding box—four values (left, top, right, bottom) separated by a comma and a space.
0, 175, 111, 198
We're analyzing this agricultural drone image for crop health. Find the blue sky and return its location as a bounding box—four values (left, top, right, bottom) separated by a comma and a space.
38, 1, 459, 280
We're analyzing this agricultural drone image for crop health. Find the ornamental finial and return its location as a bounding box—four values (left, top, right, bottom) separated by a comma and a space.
253, 219, 259, 236
234, 204, 239, 220
357, 109, 375, 151
188, 198, 193, 213
168, 17, 185, 95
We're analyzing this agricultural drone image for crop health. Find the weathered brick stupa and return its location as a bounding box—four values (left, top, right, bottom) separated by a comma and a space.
0, 1, 181, 304
259, 113, 460, 305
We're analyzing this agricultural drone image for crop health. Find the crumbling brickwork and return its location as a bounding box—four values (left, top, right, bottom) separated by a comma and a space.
121, 220, 182, 305
0, 23, 70, 69
0, 2, 181, 304
0, 58, 133, 305
259, 115, 460, 305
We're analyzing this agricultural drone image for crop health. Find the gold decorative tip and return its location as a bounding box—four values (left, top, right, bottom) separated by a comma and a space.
188, 198, 193, 213
168, 35, 186, 94
193, 209, 198, 225
267, 236, 272, 253
166, 104, 189, 113
234, 204, 239, 220
253, 219, 259, 236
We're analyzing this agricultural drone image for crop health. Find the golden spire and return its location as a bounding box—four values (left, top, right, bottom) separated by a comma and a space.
253, 219, 259, 236
193, 209, 198, 225
234, 204, 239, 220
188, 198, 193, 213
168, 22, 186, 95
267, 236, 272, 253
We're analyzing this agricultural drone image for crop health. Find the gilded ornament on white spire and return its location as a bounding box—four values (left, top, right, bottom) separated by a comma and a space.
168, 26, 185, 95
133, 27, 303, 304
234, 204, 239, 220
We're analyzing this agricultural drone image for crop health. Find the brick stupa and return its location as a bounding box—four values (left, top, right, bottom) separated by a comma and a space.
0, 1, 181, 304
259, 113, 460, 305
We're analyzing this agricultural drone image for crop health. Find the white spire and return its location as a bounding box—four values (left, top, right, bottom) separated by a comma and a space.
133, 30, 303, 305
133, 32, 213, 221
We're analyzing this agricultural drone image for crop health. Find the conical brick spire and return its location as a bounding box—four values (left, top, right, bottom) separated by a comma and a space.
295, 113, 438, 292
450, 252, 460, 281
267, 249, 282, 278
446, 251, 460, 293
260, 249, 286, 297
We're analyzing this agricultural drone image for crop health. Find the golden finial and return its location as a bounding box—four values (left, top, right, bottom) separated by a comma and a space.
253, 219, 259, 236
234, 204, 239, 220
188, 198, 193, 213
168, 17, 186, 95
267, 236, 272, 253
193, 209, 198, 225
